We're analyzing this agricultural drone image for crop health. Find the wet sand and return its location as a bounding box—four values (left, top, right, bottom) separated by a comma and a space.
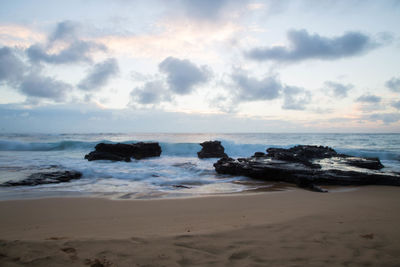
1, 186, 400, 266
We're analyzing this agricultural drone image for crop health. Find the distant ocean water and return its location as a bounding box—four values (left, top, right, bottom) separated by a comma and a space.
0, 133, 399, 200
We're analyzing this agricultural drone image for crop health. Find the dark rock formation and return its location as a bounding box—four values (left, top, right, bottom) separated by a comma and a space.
1, 171, 82, 186
266, 145, 384, 170
265, 145, 338, 168
214, 145, 399, 192
85, 142, 162, 161
295, 176, 328, 193
253, 152, 266, 157
197, 141, 228, 159
172, 184, 192, 189
342, 157, 384, 170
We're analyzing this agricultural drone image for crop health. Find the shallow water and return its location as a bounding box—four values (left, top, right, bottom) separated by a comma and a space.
0, 133, 399, 200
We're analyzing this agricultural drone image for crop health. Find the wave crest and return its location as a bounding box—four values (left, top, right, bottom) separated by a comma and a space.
0, 139, 398, 160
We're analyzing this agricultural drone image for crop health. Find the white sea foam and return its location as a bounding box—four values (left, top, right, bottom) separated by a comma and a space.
0, 133, 399, 199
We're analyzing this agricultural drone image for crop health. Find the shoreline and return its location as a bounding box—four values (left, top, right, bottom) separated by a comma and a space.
0, 181, 294, 201
0, 183, 359, 202
1, 186, 400, 266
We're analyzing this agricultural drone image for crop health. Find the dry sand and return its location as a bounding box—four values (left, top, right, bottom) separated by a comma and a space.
1, 186, 400, 266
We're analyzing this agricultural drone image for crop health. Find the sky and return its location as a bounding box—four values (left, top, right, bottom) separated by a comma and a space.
0, 0, 400, 133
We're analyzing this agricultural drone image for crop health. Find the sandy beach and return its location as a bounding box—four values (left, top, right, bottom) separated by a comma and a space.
1, 0, 399, 264
1, 186, 400, 266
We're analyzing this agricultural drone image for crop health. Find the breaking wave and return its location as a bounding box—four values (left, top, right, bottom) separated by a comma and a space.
0, 139, 399, 160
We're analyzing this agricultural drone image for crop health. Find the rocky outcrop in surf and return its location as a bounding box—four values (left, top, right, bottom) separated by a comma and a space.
1, 170, 82, 186
85, 142, 162, 162
197, 141, 228, 159
213, 145, 398, 192
264, 145, 384, 170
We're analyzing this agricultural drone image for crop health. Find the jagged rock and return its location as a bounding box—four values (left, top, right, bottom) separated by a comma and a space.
1, 171, 82, 186
85, 142, 162, 161
267, 145, 338, 160
214, 145, 399, 192
266, 145, 338, 168
343, 157, 384, 170
197, 141, 228, 159
253, 152, 266, 157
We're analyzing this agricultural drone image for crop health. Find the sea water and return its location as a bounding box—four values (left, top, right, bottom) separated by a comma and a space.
0, 133, 399, 200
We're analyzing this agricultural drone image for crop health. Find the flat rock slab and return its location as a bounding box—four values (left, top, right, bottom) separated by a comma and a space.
214, 145, 399, 192
1, 171, 82, 186
85, 142, 162, 161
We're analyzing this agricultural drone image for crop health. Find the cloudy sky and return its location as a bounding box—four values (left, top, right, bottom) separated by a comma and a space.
1, 0, 400, 133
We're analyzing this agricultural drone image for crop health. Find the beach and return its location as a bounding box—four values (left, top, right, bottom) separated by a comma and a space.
1, 0, 399, 265
1, 186, 400, 266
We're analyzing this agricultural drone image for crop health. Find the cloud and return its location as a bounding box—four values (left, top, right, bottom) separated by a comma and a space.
282, 86, 311, 110
179, 0, 229, 20
26, 41, 106, 64
208, 94, 237, 113
0, 46, 73, 103
159, 57, 210, 94
173, 0, 262, 21
356, 94, 382, 103
0, 47, 25, 84
129, 80, 170, 105
49, 20, 78, 42
385, 76, 400, 92
26, 21, 106, 65
0, 25, 45, 48
231, 69, 282, 101
0, 104, 306, 133
175, 0, 286, 22
323, 81, 353, 98
246, 29, 377, 62
214, 69, 312, 112
391, 101, 400, 110
19, 73, 72, 102
367, 113, 400, 124
78, 58, 119, 91
129, 57, 211, 106
95, 19, 242, 60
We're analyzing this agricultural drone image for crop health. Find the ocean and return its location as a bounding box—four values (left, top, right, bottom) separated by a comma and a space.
0, 133, 399, 200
